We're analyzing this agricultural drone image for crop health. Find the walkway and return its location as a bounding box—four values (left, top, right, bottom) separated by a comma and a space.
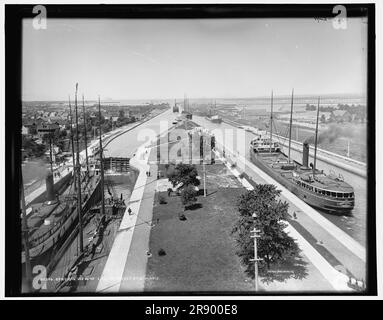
95, 142, 151, 292
96, 128, 172, 292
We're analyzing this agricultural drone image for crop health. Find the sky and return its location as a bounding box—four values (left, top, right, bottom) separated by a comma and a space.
22, 18, 368, 101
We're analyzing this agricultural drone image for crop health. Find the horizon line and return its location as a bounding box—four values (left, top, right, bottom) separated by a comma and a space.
22, 92, 367, 103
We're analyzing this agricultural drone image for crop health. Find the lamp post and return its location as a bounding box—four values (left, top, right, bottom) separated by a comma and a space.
250, 212, 262, 291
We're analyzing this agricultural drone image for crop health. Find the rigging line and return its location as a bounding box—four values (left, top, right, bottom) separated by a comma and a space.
271, 119, 286, 155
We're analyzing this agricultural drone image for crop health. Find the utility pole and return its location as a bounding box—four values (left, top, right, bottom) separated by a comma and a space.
82, 94, 89, 175
288, 89, 294, 163
184, 93, 186, 113
347, 140, 350, 158
20, 171, 32, 292
250, 213, 262, 292
74, 83, 84, 253
270, 90, 273, 153
98, 96, 105, 216
313, 97, 320, 176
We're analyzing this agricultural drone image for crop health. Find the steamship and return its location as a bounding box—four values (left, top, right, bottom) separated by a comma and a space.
205, 100, 222, 124
249, 91, 355, 214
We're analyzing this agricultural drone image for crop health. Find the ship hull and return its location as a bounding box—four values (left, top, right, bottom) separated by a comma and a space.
249, 150, 354, 214
205, 116, 222, 124
22, 175, 102, 262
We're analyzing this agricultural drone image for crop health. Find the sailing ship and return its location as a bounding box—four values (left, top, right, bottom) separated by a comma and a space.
21, 85, 130, 292
249, 90, 355, 214
21, 84, 103, 265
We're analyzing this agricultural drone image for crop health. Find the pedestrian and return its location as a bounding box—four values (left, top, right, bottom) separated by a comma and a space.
128, 208, 132, 215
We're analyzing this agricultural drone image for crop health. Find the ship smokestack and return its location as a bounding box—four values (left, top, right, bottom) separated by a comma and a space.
45, 172, 55, 201
303, 142, 309, 168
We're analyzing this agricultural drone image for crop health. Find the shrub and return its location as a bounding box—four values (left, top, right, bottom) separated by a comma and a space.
180, 185, 198, 210
159, 195, 167, 204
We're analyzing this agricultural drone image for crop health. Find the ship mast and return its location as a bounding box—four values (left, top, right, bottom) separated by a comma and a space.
49, 134, 54, 174
68, 96, 76, 190
74, 83, 84, 253
20, 170, 32, 292
98, 96, 105, 216
270, 90, 273, 153
288, 89, 294, 163
82, 94, 89, 175
313, 97, 320, 176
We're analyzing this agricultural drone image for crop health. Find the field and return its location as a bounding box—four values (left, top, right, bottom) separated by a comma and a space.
227, 113, 367, 163
144, 185, 256, 292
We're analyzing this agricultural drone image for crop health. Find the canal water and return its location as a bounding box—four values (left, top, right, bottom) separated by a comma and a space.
193, 115, 367, 247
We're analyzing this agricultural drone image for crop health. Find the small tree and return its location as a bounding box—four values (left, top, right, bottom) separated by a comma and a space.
232, 184, 299, 277
158, 195, 167, 204
167, 164, 200, 190
320, 114, 326, 123
180, 184, 198, 210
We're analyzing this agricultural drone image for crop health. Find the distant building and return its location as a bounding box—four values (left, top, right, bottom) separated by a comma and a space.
21, 122, 38, 136
37, 122, 60, 138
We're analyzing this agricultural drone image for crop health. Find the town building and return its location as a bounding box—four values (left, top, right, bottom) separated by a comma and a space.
37, 122, 60, 138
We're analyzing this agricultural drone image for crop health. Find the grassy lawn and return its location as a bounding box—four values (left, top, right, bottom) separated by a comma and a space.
144, 149, 318, 292
144, 187, 257, 292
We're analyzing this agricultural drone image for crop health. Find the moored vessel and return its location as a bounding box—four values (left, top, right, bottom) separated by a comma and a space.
249, 90, 355, 214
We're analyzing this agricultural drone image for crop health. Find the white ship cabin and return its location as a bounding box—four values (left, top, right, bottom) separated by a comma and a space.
251, 136, 280, 153
292, 171, 355, 199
